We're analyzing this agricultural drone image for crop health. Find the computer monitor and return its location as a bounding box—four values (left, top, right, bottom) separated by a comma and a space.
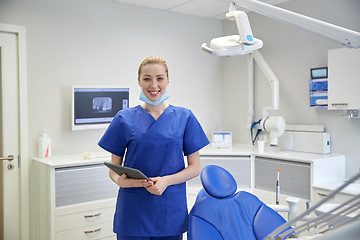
72, 86, 129, 130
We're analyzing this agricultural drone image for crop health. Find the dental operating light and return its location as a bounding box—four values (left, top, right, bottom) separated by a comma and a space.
201, 3, 263, 56
202, 0, 360, 57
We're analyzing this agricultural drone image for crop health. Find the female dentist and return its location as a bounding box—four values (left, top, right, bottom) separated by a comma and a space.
98, 56, 209, 240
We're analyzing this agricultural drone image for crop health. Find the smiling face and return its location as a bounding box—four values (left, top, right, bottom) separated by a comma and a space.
138, 63, 169, 102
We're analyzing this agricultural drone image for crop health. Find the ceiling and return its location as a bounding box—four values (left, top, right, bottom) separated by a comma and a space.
113, 0, 291, 19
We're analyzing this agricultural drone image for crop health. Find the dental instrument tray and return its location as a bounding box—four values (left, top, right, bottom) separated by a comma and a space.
104, 162, 150, 181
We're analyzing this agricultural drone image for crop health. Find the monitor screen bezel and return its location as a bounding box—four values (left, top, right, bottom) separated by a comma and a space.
310, 67, 328, 79
71, 85, 130, 131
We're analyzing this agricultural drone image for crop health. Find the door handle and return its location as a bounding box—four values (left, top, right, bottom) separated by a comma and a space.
0, 155, 14, 161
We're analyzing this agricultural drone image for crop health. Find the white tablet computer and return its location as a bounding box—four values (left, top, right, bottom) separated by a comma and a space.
104, 162, 150, 181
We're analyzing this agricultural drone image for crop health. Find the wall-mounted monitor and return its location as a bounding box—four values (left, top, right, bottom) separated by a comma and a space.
310, 67, 328, 79
72, 86, 129, 130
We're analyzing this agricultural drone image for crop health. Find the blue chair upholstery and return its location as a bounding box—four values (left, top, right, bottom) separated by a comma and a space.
188, 165, 291, 240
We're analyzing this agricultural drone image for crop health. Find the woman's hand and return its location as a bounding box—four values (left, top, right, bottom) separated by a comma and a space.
109, 154, 153, 188
144, 151, 201, 195
115, 173, 154, 188
145, 176, 170, 195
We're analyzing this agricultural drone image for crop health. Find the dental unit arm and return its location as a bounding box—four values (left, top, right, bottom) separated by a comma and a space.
226, 6, 255, 45
251, 50, 285, 146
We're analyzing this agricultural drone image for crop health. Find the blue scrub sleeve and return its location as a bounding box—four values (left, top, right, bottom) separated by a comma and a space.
183, 111, 210, 156
98, 113, 127, 157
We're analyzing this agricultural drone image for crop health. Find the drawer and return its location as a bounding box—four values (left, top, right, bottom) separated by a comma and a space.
56, 221, 115, 240
56, 206, 115, 232
55, 164, 118, 206
101, 236, 116, 240
313, 188, 355, 204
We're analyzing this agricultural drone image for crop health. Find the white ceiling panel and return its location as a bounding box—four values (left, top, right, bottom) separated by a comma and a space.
113, 0, 292, 19
113, 0, 192, 10
170, 0, 230, 18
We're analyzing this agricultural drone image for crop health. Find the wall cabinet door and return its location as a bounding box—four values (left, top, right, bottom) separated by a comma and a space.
328, 48, 360, 110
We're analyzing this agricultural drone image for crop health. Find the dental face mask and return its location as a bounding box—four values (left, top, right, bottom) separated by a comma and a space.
139, 90, 170, 105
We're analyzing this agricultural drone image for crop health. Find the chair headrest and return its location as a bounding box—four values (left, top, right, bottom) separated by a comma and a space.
200, 165, 237, 199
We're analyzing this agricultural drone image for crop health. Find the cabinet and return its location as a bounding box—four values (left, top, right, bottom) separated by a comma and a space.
31, 154, 118, 240
253, 152, 345, 200
31, 147, 347, 239
328, 48, 360, 110
195, 145, 345, 202
313, 181, 360, 204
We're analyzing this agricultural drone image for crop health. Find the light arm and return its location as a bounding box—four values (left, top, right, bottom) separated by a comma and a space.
226, 7, 255, 45
234, 0, 360, 48
251, 50, 279, 119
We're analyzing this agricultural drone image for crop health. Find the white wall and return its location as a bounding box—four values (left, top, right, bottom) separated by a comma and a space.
0, 0, 222, 157
2, 0, 359, 178
222, 0, 360, 177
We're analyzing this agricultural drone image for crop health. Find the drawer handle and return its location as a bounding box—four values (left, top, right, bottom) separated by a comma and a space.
317, 192, 327, 197
84, 212, 101, 219
84, 228, 102, 234
317, 192, 334, 198
331, 103, 348, 106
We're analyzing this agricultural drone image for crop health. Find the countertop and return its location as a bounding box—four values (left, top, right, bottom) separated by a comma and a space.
33, 144, 356, 196
34, 143, 345, 167
201, 144, 344, 163
33, 152, 111, 168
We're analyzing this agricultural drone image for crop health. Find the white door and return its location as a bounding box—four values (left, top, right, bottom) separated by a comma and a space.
0, 25, 28, 240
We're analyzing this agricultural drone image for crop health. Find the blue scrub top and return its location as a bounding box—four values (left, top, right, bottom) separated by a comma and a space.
98, 105, 209, 237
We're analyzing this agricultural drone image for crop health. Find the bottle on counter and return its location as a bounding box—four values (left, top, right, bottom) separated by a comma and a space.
38, 129, 51, 158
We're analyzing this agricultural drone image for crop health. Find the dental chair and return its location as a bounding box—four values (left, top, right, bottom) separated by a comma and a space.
187, 165, 292, 240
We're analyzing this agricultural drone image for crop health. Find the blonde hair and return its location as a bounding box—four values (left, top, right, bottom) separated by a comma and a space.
138, 56, 169, 80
